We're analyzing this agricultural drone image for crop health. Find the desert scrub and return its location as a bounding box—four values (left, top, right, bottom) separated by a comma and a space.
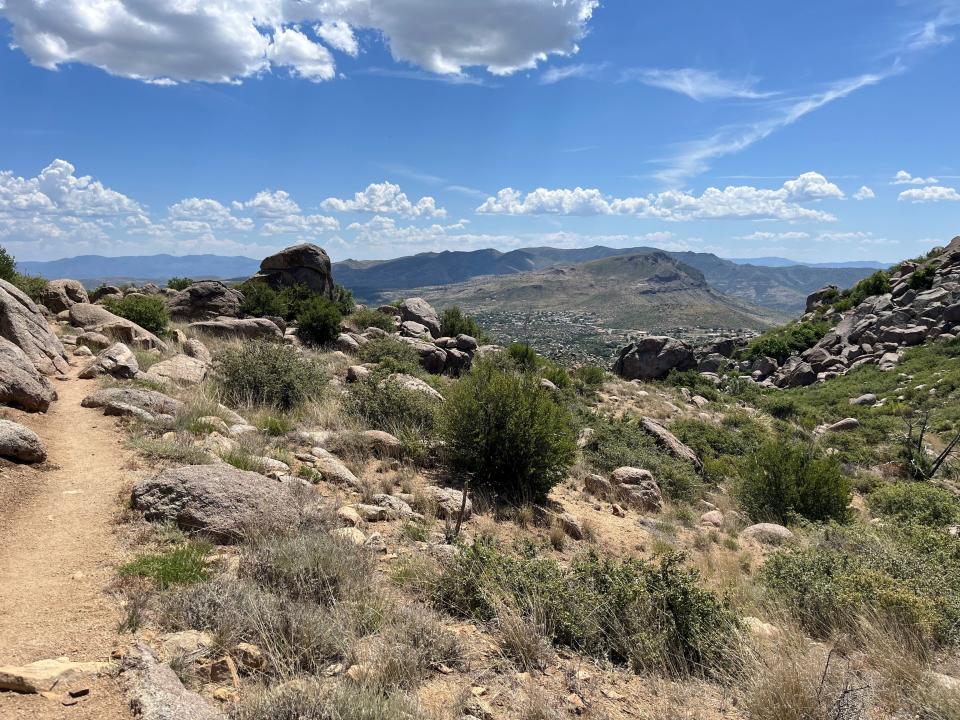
103, 294, 170, 334
129, 435, 213, 465
734, 438, 850, 523
344, 376, 439, 458
355, 336, 422, 375
868, 481, 960, 527
216, 340, 326, 410
348, 307, 396, 333
439, 305, 487, 341
431, 539, 740, 677
440, 358, 576, 502
670, 413, 769, 483
580, 412, 699, 500
760, 522, 960, 646
235, 679, 423, 720
120, 542, 211, 589
296, 296, 342, 347
742, 319, 830, 364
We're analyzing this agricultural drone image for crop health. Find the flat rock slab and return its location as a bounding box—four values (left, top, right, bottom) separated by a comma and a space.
0, 657, 111, 693
82, 387, 184, 416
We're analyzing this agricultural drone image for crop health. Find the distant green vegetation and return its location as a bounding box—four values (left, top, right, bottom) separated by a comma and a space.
0, 244, 48, 302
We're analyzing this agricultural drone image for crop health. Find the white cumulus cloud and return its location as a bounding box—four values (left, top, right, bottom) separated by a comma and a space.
891, 170, 939, 185
0, 0, 598, 84
897, 186, 960, 202
477, 172, 843, 222
853, 186, 876, 200
321, 182, 446, 218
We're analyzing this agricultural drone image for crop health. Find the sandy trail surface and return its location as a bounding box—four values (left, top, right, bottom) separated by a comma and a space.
0, 371, 135, 719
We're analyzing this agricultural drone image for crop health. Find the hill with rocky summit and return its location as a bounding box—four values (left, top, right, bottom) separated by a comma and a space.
403, 251, 784, 332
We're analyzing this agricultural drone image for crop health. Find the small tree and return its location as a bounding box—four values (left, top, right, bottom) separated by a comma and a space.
0, 245, 16, 283
296, 296, 342, 347
440, 306, 486, 341
440, 358, 576, 502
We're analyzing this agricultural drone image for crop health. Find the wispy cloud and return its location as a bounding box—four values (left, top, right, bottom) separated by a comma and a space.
621, 68, 776, 101
360, 67, 492, 86
539, 62, 607, 84
652, 70, 893, 186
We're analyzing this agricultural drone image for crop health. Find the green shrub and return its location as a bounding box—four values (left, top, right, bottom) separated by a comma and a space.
259, 414, 294, 436
120, 543, 211, 589
665, 369, 721, 402
356, 337, 422, 375
344, 378, 438, 459
348, 307, 396, 333
506, 342, 539, 371
440, 359, 576, 502
762, 395, 797, 420
239, 280, 289, 318
296, 296, 342, 347
868, 482, 960, 527
332, 284, 355, 315
440, 306, 486, 341
167, 277, 194, 291
0, 245, 15, 282
103, 295, 169, 334
743, 320, 830, 363
572, 365, 605, 389
847, 270, 892, 306
432, 539, 740, 676
10, 273, 47, 302
908, 264, 936, 291
734, 438, 850, 523
580, 413, 699, 500
760, 522, 960, 646
217, 341, 326, 410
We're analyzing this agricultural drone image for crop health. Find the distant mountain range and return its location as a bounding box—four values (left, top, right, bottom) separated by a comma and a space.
17, 246, 880, 314
727, 256, 888, 269
17, 254, 260, 283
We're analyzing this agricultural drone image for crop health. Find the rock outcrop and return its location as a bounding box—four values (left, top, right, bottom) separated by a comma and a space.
144, 354, 208, 386
0, 337, 57, 412
0, 418, 47, 463
0, 279, 69, 375
131, 464, 299, 542
39, 279, 89, 313
612, 336, 696, 380
68, 303, 167, 351
187, 317, 282, 340
250, 243, 334, 297
78, 342, 139, 379
82, 387, 184, 416
398, 297, 441, 338
168, 281, 243, 321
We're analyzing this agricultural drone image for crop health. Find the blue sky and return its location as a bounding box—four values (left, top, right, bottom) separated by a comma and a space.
0, 0, 958, 264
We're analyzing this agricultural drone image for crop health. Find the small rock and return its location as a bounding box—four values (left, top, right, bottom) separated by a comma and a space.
700, 510, 723, 528
741, 523, 795, 544
332, 527, 366, 546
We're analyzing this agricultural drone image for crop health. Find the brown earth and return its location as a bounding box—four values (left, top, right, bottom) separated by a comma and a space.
0, 370, 136, 719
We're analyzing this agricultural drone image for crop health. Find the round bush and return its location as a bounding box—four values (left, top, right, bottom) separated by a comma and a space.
440, 358, 576, 502
734, 438, 850, 523
868, 482, 960, 527
216, 341, 326, 410
103, 295, 169, 334
296, 297, 342, 347
167, 277, 194, 291
348, 307, 396, 333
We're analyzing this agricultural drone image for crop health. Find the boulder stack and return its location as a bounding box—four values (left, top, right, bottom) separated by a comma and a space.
249, 243, 334, 297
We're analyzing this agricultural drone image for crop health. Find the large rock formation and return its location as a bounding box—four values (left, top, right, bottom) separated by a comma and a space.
0, 279, 69, 375
131, 464, 299, 542
39, 279, 89, 313
612, 336, 696, 380
68, 303, 167, 351
250, 243, 334, 297
398, 297, 442, 338
0, 337, 57, 412
168, 281, 243, 321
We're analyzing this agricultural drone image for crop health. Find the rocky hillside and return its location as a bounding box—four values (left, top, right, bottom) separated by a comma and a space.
407, 251, 783, 332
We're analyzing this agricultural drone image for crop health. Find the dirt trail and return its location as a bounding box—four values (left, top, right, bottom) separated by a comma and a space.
0, 370, 135, 719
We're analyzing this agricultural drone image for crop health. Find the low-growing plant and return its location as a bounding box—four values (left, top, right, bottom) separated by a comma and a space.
103, 294, 170, 334
129, 435, 213, 464
221, 448, 268, 474
216, 341, 326, 410
907, 263, 936, 291
356, 337, 422, 375
868, 481, 960, 527
258, 414, 294, 436
440, 305, 487, 342
431, 539, 741, 677
296, 295, 342, 347
120, 543, 211, 589
344, 377, 439, 444
760, 522, 960, 646
349, 307, 396, 333
167, 276, 194, 291
743, 319, 830, 364
440, 358, 576, 502
734, 438, 850, 524
571, 364, 605, 389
